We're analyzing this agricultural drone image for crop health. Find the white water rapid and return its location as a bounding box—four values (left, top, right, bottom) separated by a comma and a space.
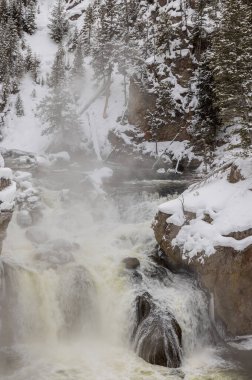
0, 165, 248, 380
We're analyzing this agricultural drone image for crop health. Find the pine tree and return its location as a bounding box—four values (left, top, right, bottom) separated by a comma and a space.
30, 54, 40, 82
0, 74, 10, 112
23, 2, 37, 35
38, 46, 83, 152
81, 4, 94, 54
0, 16, 24, 82
190, 0, 209, 58
0, 0, 9, 24
211, 0, 252, 135
25, 45, 33, 71
155, 11, 173, 57
146, 81, 175, 145
48, 44, 65, 88
48, 0, 69, 43
193, 51, 220, 149
69, 26, 79, 51
91, 0, 119, 82
15, 93, 25, 116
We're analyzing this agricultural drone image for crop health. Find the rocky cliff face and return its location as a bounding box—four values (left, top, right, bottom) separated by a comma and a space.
153, 211, 252, 336
128, 79, 191, 142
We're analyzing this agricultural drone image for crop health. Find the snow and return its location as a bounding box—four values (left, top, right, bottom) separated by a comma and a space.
159, 161, 252, 260
0, 181, 16, 211
139, 140, 196, 162
0, 168, 13, 180
14, 171, 33, 184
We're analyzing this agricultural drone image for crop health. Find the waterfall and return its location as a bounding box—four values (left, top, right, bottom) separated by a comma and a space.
0, 174, 246, 379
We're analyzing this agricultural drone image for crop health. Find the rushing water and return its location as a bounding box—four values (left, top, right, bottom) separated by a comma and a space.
0, 164, 249, 380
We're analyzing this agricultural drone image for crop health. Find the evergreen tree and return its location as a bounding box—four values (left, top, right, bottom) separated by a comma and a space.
30, 53, 40, 82
91, 0, 119, 81
81, 4, 94, 54
48, 0, 69, 43
0, 0, 9, 24
48, 44, 65, 88
193, 50, 220, 148
38, 46, 83, 151
211, 0, 252, 137
23, 2, 37, 35
15, 93, 25, 116
146, 81, 175, 145
155, 11, 173, 57
68, 26, 79, 51
25, 45, 33, 71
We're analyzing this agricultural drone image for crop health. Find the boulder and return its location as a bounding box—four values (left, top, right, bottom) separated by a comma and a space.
123, 257, 140, 270
132, 292, 182, 368
153, 211, 252, 336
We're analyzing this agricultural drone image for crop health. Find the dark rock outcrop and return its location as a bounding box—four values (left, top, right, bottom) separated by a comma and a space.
153, 211, 252, 336
132, 292, 182, 368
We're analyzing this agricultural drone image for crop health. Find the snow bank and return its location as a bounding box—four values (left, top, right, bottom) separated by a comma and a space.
139, 140, 195, 161
0, 168, 13, 180
159, 159, 252, 260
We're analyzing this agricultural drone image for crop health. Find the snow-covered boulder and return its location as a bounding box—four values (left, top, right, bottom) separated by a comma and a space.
153, 158, 252, 336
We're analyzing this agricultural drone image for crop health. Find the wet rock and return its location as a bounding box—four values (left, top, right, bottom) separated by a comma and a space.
26, 227, 49, 244
16, 210, 32, 228
144, 264, 172, 285
123, 257, 140, 270
132, 292, 182, 368
153, 210, 252, 336
131, 270, 143, 283
135, 292, 152, 325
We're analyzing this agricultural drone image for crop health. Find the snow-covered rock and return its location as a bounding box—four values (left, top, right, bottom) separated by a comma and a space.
153, 158, 252, 336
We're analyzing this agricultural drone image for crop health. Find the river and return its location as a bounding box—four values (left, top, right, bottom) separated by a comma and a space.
0, 159, 250, 380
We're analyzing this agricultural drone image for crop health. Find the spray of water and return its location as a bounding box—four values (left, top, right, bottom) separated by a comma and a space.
0, 169, 247, 380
